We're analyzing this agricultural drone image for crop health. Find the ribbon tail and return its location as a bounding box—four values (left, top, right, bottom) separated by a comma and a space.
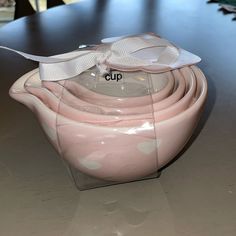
0, 46, 70, 63
0, 46, 102, 80
39, 52, 101, 81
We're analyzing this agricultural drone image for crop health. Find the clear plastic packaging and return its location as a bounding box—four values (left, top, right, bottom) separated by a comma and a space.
54, 68, 161, 188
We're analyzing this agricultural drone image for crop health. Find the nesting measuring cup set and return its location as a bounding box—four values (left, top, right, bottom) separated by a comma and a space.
3, 33, 207, 189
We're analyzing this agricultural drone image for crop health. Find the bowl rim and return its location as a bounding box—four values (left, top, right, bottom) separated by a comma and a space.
23, 67, 187, 123
9, 65, 207, 130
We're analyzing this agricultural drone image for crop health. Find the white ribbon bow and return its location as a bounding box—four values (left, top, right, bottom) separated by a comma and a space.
0, 33, 201, 81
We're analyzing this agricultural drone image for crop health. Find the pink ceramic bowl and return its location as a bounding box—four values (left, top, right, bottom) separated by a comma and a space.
9, 66, 207, 181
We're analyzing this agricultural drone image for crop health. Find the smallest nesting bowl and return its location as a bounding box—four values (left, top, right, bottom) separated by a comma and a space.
57, 68, 175, 108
